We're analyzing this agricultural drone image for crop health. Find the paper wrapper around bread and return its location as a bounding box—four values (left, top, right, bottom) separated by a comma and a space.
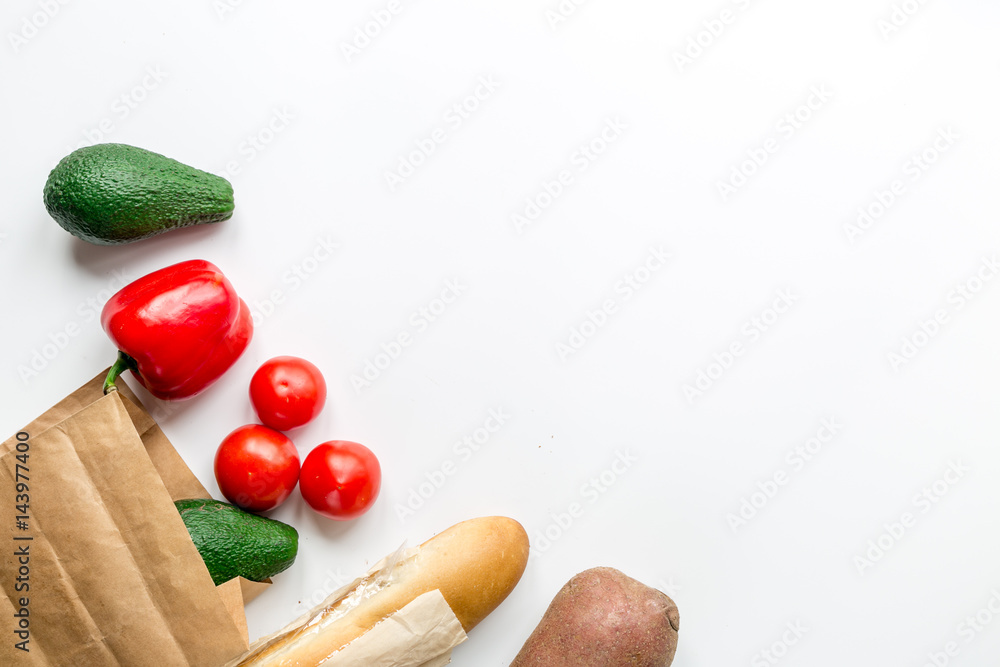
0, 370, 271, 666
228, 544, 469, 667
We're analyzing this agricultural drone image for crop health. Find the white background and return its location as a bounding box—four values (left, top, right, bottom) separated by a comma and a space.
3, 1, 1000, 665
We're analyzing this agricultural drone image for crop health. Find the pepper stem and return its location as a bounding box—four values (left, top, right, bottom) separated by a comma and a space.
104, 351, 138, 395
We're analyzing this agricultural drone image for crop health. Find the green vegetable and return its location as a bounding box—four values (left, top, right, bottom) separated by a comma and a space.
43, 143, 234, 245
174, 498, 298, 586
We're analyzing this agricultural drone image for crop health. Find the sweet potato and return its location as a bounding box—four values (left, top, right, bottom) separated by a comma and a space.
510, 567, 679, 666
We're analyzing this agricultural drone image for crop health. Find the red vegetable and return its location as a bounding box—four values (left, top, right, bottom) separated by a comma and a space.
215, 424, 300, 512
101, 259, 253, 400
250, 356, 327, 431
299, 441, 381, 521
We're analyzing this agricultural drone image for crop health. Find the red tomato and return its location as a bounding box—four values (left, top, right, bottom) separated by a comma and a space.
299, 441, 381, 521
250, 356, 327, 431
214, 424, 300, 512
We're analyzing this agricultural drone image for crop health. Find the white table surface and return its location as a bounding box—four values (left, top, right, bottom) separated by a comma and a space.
3, 1, 1000, 665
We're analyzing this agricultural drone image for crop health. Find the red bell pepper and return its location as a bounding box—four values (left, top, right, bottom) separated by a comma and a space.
101, 259, 253, 400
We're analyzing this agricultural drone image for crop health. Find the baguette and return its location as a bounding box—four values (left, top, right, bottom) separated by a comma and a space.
236, 516, 530, 666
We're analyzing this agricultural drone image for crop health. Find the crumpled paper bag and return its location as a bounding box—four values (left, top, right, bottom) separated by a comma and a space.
0, 371, 269, 666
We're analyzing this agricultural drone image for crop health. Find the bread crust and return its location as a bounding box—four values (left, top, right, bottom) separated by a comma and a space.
237, 516, 529, 666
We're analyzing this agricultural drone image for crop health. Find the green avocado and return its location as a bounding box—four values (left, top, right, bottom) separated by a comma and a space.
43, 143, 234, 245
174, 498, 298, 586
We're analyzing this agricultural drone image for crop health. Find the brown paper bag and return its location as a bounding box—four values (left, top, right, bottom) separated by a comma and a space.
0, 371, 269, 666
